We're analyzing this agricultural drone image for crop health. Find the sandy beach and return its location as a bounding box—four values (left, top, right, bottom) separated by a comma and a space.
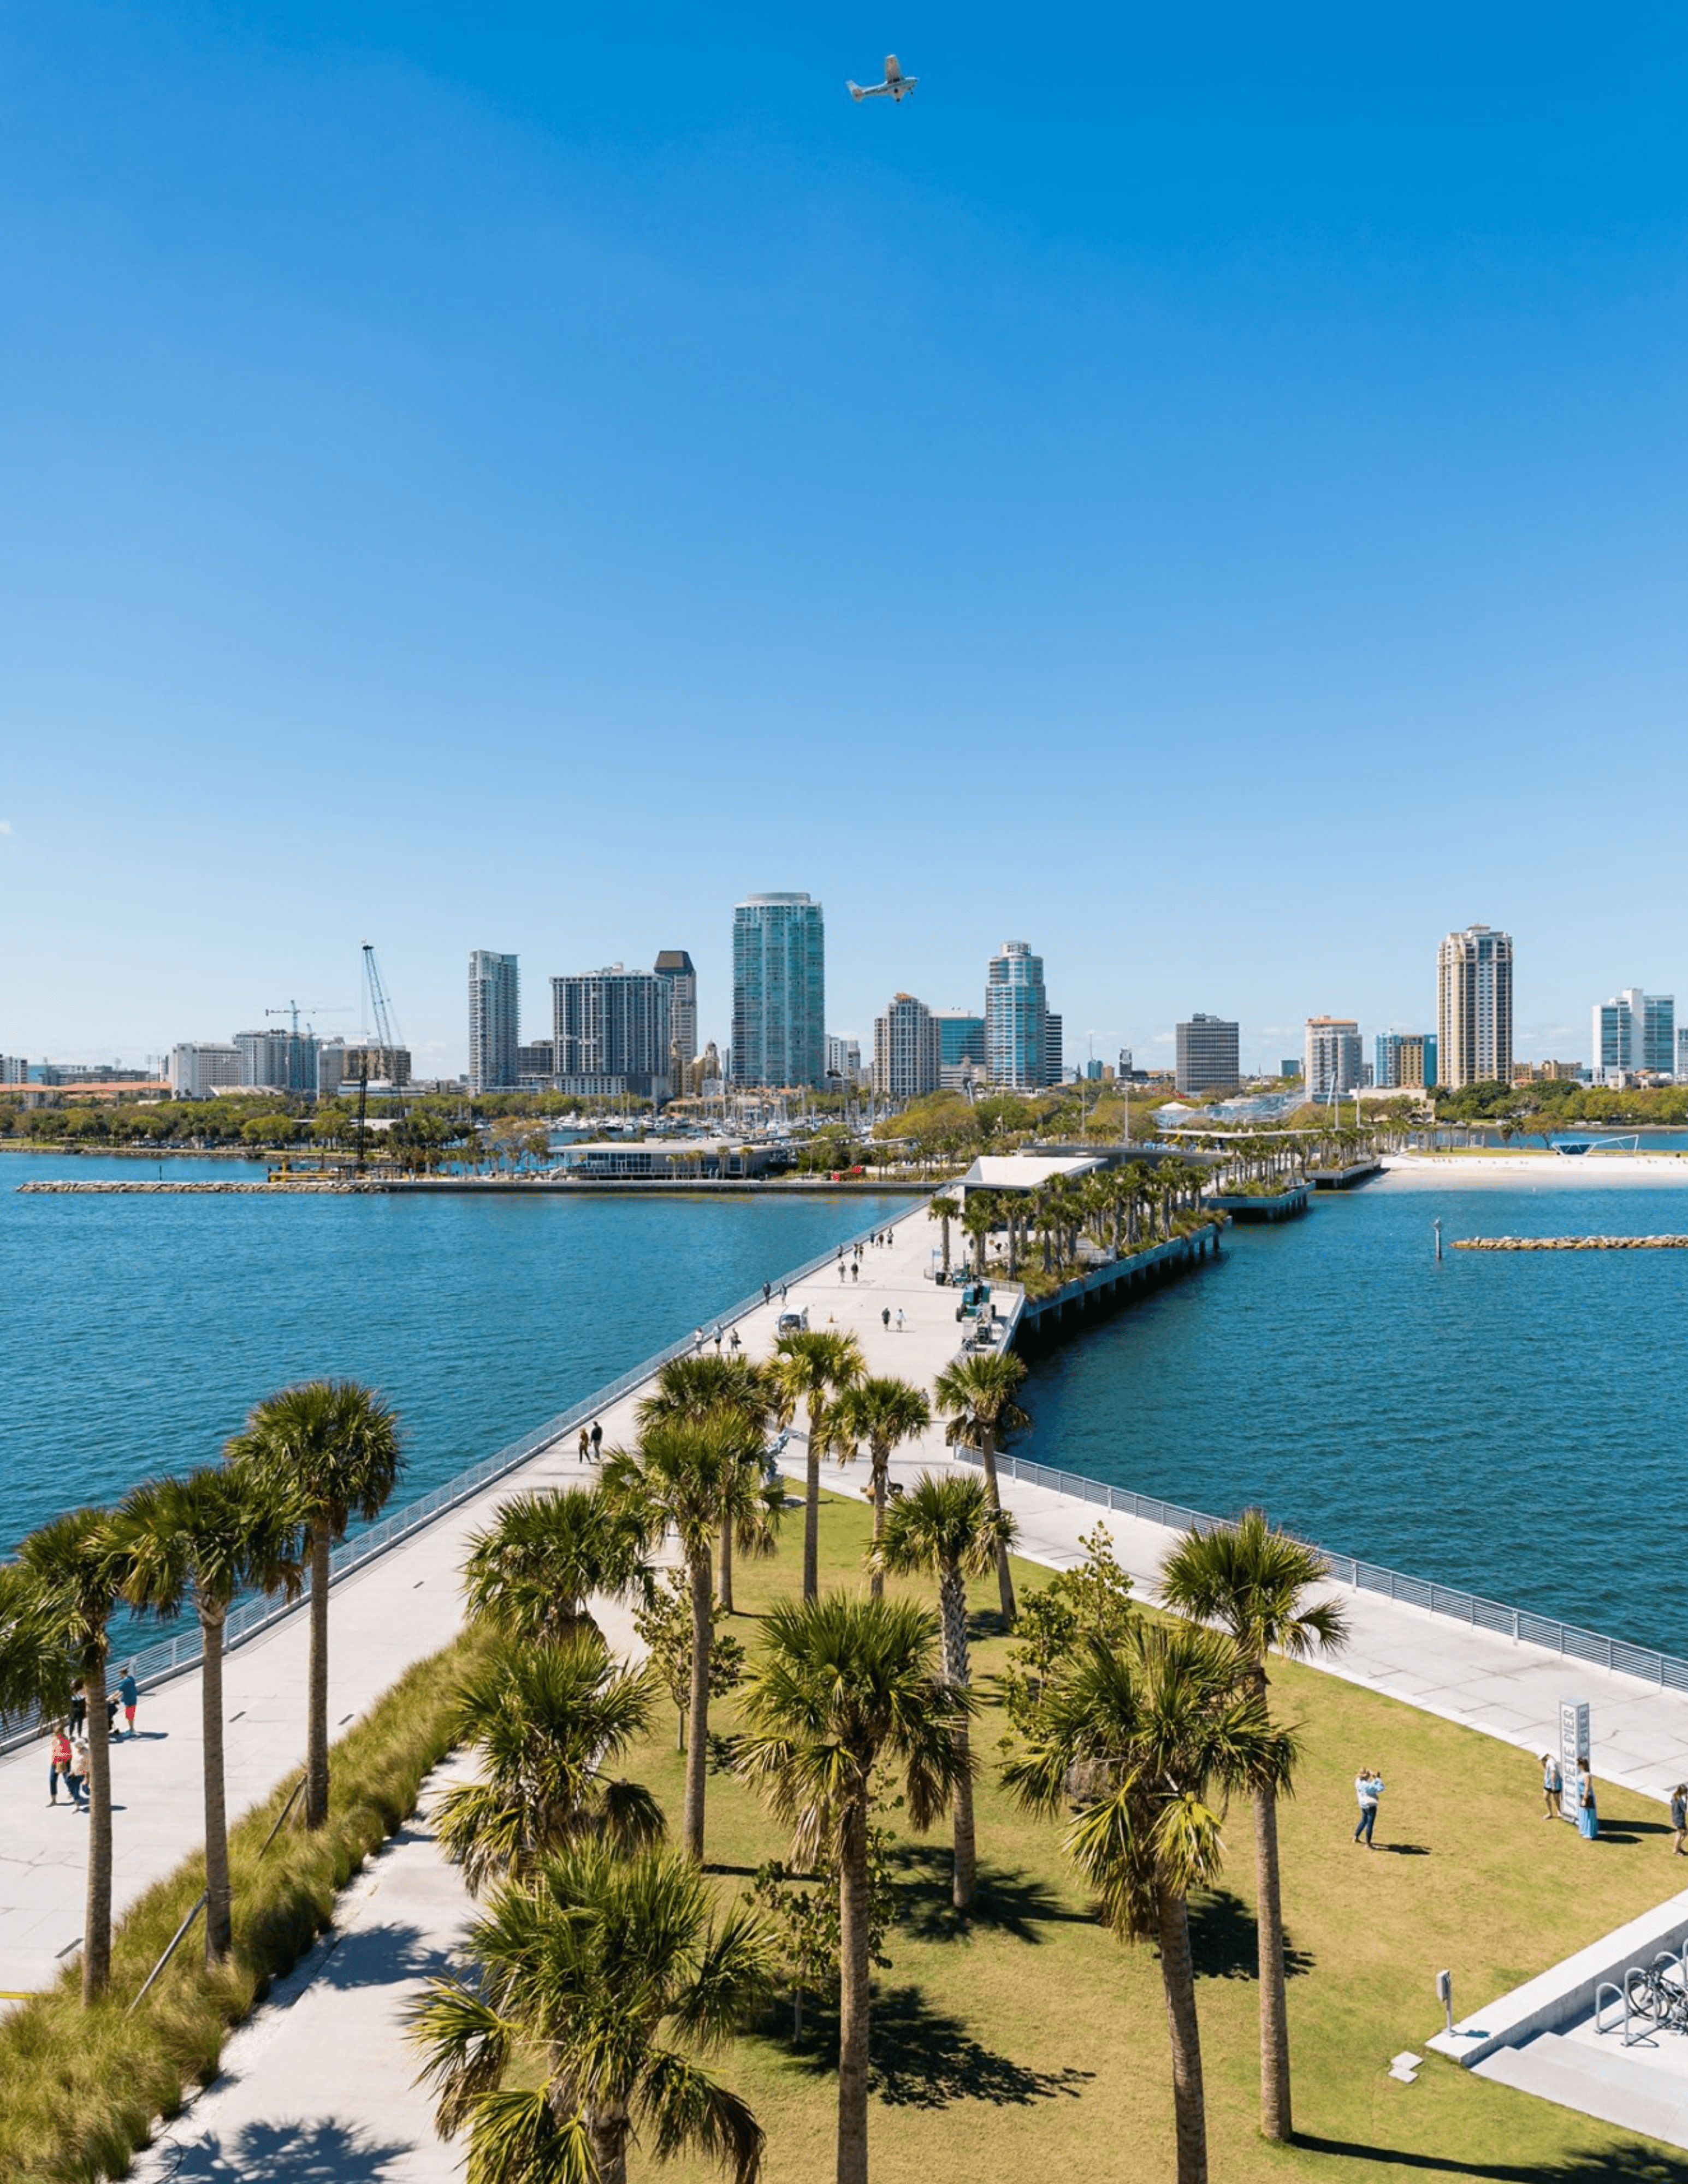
1380, 1152, 1688, 1188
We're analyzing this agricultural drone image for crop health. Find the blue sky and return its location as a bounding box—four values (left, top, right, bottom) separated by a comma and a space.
3, 3, 1685, 1075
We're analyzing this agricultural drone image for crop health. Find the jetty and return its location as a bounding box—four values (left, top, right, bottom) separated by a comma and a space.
1453, 1235, 1688, 1251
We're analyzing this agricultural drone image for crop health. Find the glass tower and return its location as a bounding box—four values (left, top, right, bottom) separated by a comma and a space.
731, 894, 825, 1087
468, 949, 520, 1093
985, 941, 1050, 1090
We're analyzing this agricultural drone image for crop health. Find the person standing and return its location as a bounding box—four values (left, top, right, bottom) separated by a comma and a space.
1576, 1756, 1599, 1840
119, 1666, 139, 1740
589, 1419, 603, 1463
850, 1262, 858, 1283
48, 1725, 70, 1807
578, 1427, 591, 1463
881, 1307, 891, 1331
763, 1282, 771, 1304
1541, 1751, 1562, 1820
68, 1679, 86, 1738
68, 1737, 90, 1811
895, 1308, 905, 1333
1353, 1766, 1382, 1847
1670, 1784, 1687, 1856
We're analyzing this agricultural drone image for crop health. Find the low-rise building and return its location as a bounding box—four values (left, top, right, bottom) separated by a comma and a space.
556, 1136, 783, 1179
1376, 1031, 1438, 1090
1304, 1017, 1363, 1100
169, 1042, 245, 1099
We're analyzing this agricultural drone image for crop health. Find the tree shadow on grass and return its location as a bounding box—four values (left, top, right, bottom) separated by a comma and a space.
1298, 2136, 1688, 2182
785, 1984, 1094, 2111
1186, 1887, 1313, 1981
886, 1842, 1094, 1945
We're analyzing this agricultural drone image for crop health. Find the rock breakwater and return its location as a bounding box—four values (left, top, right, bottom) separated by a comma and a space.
1452, 1235, 1688, 1251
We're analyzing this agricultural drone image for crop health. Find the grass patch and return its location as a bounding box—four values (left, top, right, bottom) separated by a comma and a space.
650, 1486, 1688, 2183
0, 1628, 483, 2183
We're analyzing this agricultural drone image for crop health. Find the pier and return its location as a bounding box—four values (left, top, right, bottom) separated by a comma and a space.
1014, 1224, 1224, 1350
1209, 1181, 1311, 1222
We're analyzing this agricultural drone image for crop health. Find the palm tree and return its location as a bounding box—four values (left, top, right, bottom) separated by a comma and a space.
463, 1486, 652, 1647
874, 1473, 1014, 1910
770, 1330, 864, 1604
928, 1192, 960, 1279
1158, 1509, 1348, 2143
737, 1594, 967, 2184
435, 1632, 665, 1891
121, 1469, 303, 1963
933, 1351, 1029, 1622
228, 1380, 402, 1827
1005, 1622, 1296, 2184
830, 1376, 932, 1597
411, 1840, 772, 2184
603, 1413, 780, 1863
0, 1509, 134, 1999
638, 1353, 777, 1614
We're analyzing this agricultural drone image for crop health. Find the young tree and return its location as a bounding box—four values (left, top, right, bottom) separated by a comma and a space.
1001, 1522, 1136, 1738
634, 1568, 748, 1750
121, 1469, 303, 1963
1005, 1622, 1296, 2184
1158, 1509, 1347, 2143
737, 1595, 967, 2184
411, 1842, 772, 2184
603, 1412, 780, 1862
770, 1331, 864, 1604
227, 1380, 402, 1827
462, 1486, 652, 1647
745, 1819, 897, 2040
638, 1353, 777, 1613
933, 1351, 1030, 1622
874, 1473, 1015, 1909
434, 1633, 664, 1891
830, 1376, 932, 1598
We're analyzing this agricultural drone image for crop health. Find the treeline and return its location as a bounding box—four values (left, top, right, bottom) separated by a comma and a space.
1432, 1078, 1688, 1126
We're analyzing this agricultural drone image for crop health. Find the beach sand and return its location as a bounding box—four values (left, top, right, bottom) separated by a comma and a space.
1379, 1152, 1688, 1188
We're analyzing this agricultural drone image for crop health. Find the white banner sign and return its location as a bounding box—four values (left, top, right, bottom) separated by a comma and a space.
1560, 1700, 1590, 1822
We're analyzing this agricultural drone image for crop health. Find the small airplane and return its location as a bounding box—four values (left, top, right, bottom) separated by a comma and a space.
848, 54, 917, 103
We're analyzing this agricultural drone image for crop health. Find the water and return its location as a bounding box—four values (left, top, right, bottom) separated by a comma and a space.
0, 1152, 907, 1550
1023, 1175, 1688, 1654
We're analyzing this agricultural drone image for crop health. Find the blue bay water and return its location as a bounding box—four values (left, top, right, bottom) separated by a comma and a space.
1021, 1176, 1688, 1654
1, 1153, 907, 1549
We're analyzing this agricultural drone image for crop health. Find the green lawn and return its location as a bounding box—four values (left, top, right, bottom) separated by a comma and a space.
631, 1488, 1688, 2184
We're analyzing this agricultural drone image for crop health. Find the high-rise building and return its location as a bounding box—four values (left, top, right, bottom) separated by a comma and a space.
1175, 1014, 1240, 1096
1375, 1032, 1438, 1090
1592, 988, 1675, 1081
825, 1034, 862, 1083
654, 951, 698, 1082
872, 994, 941, 1101
986, 941, 1055, 1090
552, 966, 672, 1099
168, 1042, 244, 1099
516, 1040, 555, 1084
937, 1011, 987, 1067
731, 893, 825, 1087
233, 1028, 319, 1095
1304, 1017, 1363, 1101
1436, 925, 1513, 1089
469, 949, 520, 1094
1044, 1013, 1064, 1087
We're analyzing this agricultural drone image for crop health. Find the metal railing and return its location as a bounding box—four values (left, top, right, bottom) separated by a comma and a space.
986, 1450, 1688, 1698
1, 1210, 901, 1754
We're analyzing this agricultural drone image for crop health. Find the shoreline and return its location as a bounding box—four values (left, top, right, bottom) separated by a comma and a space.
1379, 1153, 1688, 1187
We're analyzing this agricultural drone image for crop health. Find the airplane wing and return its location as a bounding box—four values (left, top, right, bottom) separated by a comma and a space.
884, 55, 902, 80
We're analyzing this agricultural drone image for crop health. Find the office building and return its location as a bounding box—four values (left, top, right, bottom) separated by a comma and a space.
1437, 925, 1513, 1089
825, 1034, 862, 1084
552, 965, 672, 1099
1304, 1018, 1363, 1101
935, 1011, 986, 1091
516, 1040, 555, 1085
986, 941, 1056, 1090
731, 893, 825, 1087
1279, 1059, 1302, 1081
1045, 1013, 1064, 1087
168, 1043, 244, 1099
317, 1040, 346, 1099
654, 951, 698, 1081
872, 994, 942, 1102
469, 949, 521, 1094
1679, 1026, 1688, 1084
0, 1055, 25, 1084
1375, 1032, 1438, 1090
341, 1042, 412, 1088
233, 1028, 319, 1096
1175, 1014, 1240, 1096
1591, 987, 1674, 1081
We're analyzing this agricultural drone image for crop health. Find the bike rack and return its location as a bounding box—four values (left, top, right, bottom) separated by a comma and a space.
1596, 1980, 1636, 2045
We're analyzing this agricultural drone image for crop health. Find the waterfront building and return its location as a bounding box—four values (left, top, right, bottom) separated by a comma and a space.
552, 965, 672, 1100
1375, 1031, 1438, 1090
1045, 1012, 1064, 1087
1175, 1013, 1240, 1096
168, 1042, 244, 1099
1679, 1026, 1688, 1083
1304, 1017, 1363, 1101
731, 893, 825, 1088
872, 994, 941, 1101
516, 1040, 555, 1086
468, 949, 520, 1094
0, 1055, 25, 1084
1591, 987, 1674, 1082
654, 951, 698, 1085
937, 1010, 987, 1092
233, 1028, 319, 1096
824, 1034, 862, 1084
1279, 1059, 1302, 1080
1436, 924, 1513, 1088
1513, 1059, 1582, 1084
986, 941, 1057, 1090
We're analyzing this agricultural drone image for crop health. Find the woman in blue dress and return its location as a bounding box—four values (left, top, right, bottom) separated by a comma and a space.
1577, 1756, 1600, 1839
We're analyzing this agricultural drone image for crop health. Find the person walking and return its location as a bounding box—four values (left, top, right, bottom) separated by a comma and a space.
881, 1307, 891, 1331
1670, 1784, 1687, 1856
1541, 1751, 1562, 1820
578, 1427, 591, 1463
850, 1262, 858, 1283
68, 1737, 90, 1812
713, 1325, 723, 1351
763, 1282, 771, 1305
119, 1665, 139, 1740
48, 1725, 71, 1807
895, 1307, 905, 1333
589, 1419, 603, 1463
728, 1326, 742, 1354
838, 1262, 846, 1284
68, 1679, 86, 1738
1576, 1756, 1599, 1840
694, 1327, 704, 1352
1353, 1766, 1382, 1847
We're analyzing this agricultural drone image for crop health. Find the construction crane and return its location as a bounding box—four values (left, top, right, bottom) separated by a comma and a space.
265, 1001, 349, 1035
354, 942, 404, 1172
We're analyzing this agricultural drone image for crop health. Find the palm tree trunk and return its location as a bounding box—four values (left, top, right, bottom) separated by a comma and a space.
1155, 1883, 1209, 2184
306, 1515, 331, 1828
939, 1566, 975, 1909
718, 1512, 735, 1615
587, 2108, 629, 2184
1255, 1784, 1293, 2140
803, 1399, 822, 1604
202, 1605, 233, 1964
836, 1797, 872, 2184
683, 1549, 713, 1862
978, 1429, 1016, 1623
82, 1650, 114, 2002
869, 1452, 889, 1601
